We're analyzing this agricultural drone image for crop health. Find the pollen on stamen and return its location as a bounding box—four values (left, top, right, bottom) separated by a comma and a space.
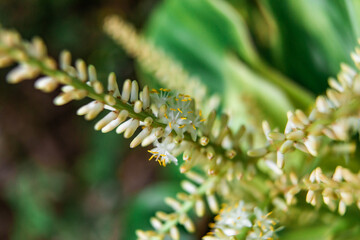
264, 211, 273, 218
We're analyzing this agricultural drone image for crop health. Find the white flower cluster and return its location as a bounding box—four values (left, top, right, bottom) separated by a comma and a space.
145, 88, 207, 166
150, 88, 205, 141
204, 201, 280, 240
247, 60, 360, 173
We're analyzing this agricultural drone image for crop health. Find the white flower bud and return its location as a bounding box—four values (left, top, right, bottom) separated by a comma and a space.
181, 180, 197, 194
124, 119, 139, 138
130, 80, 139, 102
94, 111, 117, 130
150, 217, 162, 230
75, 59, 87, 82
34, 76, 58, 92
142, 85, 150, 109
130, 127, 151, 148
247, 147, 267, 157
121, 79, 131, 102
207, 194, 219, 213
134, 100, 143, 113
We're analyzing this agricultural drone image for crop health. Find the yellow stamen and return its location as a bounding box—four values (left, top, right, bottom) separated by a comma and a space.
160, 88, 170, 92
192, 124, 196, 130
169, 122, 172, 128
181, 117, 187, 120
170, 108, 176, 111
178, 125, 185, 128
265, 211, 273, 218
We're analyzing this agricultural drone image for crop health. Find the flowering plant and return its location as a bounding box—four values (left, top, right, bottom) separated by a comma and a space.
1, 1, 360, 239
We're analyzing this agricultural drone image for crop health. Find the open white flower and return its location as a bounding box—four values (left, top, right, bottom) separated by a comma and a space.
215, 201, 252, 236
148, 137, 178, 166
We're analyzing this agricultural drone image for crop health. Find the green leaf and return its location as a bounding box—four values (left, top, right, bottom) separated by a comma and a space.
143, 0, 313, 129
266, 0, 358, 94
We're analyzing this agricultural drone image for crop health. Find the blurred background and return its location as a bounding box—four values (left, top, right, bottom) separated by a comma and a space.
0, 0, 359, 239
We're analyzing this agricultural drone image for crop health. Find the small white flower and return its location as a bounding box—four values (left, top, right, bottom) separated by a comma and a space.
185, 110, 205, 141
212, 202, 280, 240
150, 88, 172, 109
162, 108, 190, 138
151, 89, 204, 140
247, 208, 278, 240
215, 201, 252, 237
148, 137, 178, 166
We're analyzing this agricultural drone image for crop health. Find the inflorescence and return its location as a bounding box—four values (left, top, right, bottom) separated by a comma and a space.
1, 19, 360, 240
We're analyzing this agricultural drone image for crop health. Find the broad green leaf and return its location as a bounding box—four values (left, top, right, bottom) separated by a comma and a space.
265, 0, 358, 94
143, 0, 314, 129
223, 55, 292, 129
